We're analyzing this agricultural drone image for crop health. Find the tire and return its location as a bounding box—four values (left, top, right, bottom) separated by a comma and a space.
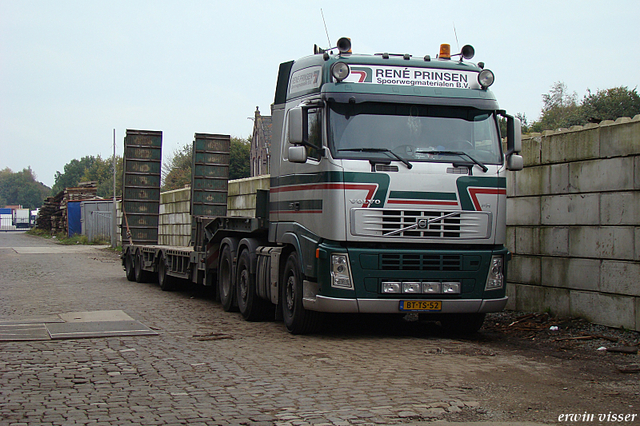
217, 244, 237, 312
158, 257, 176, 291
440, 313, 486, 335
236, 250, 272, 321
281, 252, 320, 334
134, 251, 150, 283
124, 252, 136, 282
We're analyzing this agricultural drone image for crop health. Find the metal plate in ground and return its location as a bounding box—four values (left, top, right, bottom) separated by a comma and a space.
0, 323, 52, 341
46, 320, 158, 340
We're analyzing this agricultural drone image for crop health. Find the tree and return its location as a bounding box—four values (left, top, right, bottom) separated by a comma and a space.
162, 137, 251, 191
581, 86, 640, 123
0, 167, 50, 210
51, 156, 96, 194
162, 143, 193, 191
229, 137, 250, 180
82, 155, 123, 198
530, 82, 583, 133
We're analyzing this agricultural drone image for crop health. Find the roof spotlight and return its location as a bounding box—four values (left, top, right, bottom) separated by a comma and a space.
478, 69, 495, 89
331, 62, 350, 82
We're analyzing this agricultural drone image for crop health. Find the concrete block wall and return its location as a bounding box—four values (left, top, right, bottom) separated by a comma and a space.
227, 175, 270, 217
158, 187, 191, 246
506, 115, 640, 331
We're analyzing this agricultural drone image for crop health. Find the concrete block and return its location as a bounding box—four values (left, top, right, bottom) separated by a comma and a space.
540, 257, 600, 292
569, 226, 635, 260
636, 155, 640, 189
521, 135, 542, 167
600, 191, 640, 225
545, 163, 571, 195
542, 127, 600, 164
570, 157, 634, 193
512, 283, 545, 312
514, 166, 545, 197
599, 118, 640, 158
506, 196, 540, 226
570, 290, 636, 330
600, 260, 640, 297
636, 297, 640, 332
508, 255, 540, 285
514, 226, 540, 255
541, 194, 599, 225
506, 226, 516, 253
539, 226, 569, 256
636, 227, 640, 261
506, 171, 516, 197
505, 282, 516, 310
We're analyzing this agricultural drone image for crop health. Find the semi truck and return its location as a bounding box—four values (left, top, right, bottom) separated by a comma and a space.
121, 38, 523, 334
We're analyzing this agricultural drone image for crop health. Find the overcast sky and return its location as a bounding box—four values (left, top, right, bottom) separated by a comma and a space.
1, 0, 639, 188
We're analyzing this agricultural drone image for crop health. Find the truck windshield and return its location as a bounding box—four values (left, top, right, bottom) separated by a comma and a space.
328, 102, 503, 165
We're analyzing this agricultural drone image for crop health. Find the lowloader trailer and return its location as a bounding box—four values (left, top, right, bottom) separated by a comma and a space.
122, 39, 523, 334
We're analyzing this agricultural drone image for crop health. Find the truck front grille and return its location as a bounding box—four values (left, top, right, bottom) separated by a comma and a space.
381, 254, 463, 271
351, 208, 492, 240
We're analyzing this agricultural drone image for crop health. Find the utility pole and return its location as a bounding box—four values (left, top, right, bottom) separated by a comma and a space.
111, 129, 117, 248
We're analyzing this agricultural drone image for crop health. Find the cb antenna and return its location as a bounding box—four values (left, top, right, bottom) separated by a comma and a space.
321, 8, 331, 47
452, 22, 460, 51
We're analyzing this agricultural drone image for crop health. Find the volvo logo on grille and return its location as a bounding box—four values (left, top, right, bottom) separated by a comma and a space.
417, 219, 428, 229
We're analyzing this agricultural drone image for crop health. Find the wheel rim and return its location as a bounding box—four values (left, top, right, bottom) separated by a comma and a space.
220, 257, 230, 299
285, 274, 295, 312
238, 269, 248, 303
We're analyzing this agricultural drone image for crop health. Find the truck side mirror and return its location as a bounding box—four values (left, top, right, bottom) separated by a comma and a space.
289, 107, 304, 144
288, 145, 308, 163
506, 154, 523, 171
506, 116, 522, 154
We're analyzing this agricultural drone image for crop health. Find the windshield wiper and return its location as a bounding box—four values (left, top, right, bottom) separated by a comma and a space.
415, 150, 488, 173
339, 148, 412, 169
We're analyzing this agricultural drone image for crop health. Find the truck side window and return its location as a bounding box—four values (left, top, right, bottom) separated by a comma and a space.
307, 108, 322, 160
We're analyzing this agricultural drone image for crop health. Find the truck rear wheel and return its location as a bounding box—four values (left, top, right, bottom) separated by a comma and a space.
124, 253, 136, 282
236, 250, 272, 321
218, 244, 237, 312
282, 252, 320, 334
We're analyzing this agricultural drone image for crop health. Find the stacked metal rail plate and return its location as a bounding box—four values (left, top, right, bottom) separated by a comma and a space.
191, 134, 230, 244
122, 129, 162, 245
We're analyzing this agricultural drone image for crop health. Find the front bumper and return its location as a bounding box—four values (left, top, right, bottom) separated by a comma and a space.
302, 280, 507, 313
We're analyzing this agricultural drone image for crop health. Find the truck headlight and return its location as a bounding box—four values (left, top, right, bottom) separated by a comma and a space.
331, 254, 353, 289
485, 255, 504, 291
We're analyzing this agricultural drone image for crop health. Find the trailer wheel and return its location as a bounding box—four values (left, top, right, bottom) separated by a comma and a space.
158, 257, 176, 291
236, 250, 272, 321
124, 252, 136, 282
439, 313, 486, 335
218, 244, 237, 312
134, 251, 151, 283
282, 252, 320, 334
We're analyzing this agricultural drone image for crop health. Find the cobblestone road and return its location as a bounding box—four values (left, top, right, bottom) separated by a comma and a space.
1, 232, 637, 426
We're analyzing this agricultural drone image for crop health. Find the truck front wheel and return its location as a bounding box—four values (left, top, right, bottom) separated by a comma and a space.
282, 252, 320, 334
218, 244, 236, 312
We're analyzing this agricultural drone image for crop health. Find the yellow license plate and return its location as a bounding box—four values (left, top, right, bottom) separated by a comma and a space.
399, 300, 442, 312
